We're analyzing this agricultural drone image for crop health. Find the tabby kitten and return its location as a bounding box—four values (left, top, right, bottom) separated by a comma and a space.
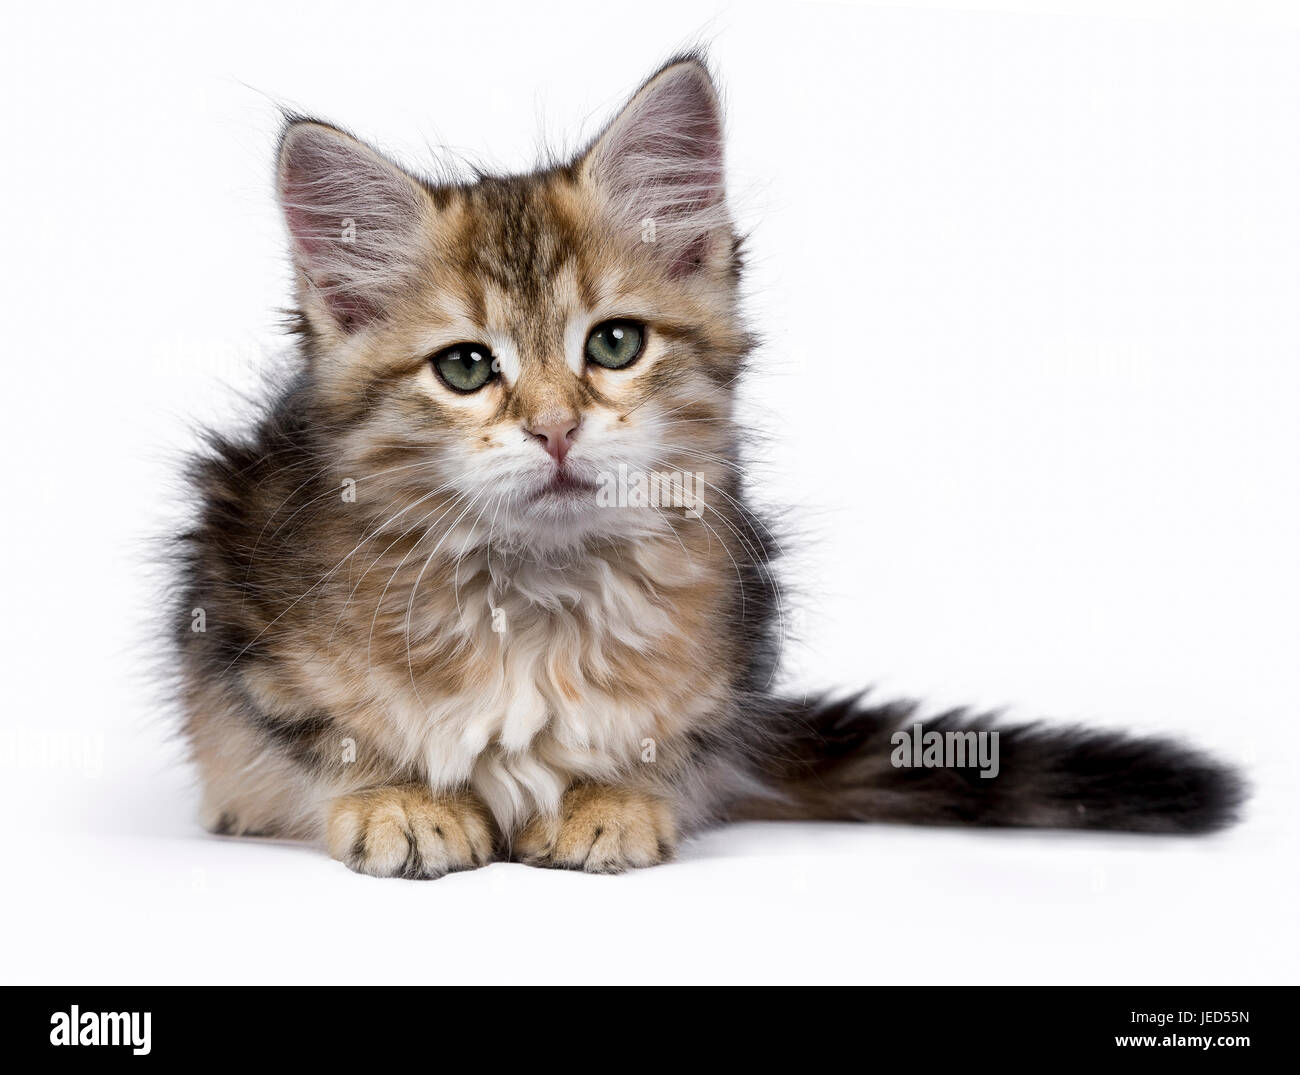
175, 55, 1242, 878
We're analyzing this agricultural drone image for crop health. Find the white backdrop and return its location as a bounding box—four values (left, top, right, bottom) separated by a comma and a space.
2, 0, 1297, 984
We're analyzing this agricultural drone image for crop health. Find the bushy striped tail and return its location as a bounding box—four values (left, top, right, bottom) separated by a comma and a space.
732, 695, 1244, 834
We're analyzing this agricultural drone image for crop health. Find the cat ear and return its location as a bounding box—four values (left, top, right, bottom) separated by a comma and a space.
580, 58, 729, 276
277, 121, 430, 334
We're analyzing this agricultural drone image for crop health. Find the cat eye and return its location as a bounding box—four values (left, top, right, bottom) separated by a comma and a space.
585, 320, 645, 370
432, 343, 496, 393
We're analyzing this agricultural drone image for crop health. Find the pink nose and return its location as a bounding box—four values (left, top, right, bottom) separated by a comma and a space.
526, 415, 580, 464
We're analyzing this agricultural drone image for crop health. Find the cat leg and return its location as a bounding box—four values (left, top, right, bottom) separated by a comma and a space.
326, 785, 496, 880
513, 784, 677, 873
191, 702, 326, 841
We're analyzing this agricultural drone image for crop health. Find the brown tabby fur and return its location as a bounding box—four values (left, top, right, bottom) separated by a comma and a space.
174, 54, 1242, 879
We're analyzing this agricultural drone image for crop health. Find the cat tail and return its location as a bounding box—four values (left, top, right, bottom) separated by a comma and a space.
728, 694, 1245, 834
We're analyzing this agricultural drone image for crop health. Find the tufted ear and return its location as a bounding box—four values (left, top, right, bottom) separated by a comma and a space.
277, 121, 430, 334
580, 58, 730, 276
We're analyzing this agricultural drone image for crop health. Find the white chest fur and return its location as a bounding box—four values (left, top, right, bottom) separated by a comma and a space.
382, 543, 697, 832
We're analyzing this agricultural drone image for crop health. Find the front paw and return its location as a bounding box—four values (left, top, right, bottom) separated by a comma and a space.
326, 785, 495, 879
513, 785, 676, 874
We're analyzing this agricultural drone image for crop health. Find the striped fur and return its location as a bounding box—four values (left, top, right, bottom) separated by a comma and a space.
173, 54, 1243, 878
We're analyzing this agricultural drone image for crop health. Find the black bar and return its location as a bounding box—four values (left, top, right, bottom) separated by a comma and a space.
0, 986, 1287, 1063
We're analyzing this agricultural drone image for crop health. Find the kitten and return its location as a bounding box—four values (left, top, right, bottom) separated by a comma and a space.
174, 54, 1243, 878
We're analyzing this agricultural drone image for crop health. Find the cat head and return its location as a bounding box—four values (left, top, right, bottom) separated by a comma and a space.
276, 55, 749, 554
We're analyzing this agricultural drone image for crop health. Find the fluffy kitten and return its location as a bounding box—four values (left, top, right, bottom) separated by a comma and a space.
174, 54, 1242, 878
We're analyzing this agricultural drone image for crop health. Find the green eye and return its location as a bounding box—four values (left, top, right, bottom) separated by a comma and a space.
585, 320, 645, 370
432, 343, 496, 393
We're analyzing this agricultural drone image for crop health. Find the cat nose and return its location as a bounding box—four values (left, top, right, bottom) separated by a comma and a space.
525, 413, 580, 464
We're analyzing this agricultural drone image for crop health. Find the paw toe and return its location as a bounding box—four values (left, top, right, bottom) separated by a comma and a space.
515, 786, 675, 874
327, 787, 494, 879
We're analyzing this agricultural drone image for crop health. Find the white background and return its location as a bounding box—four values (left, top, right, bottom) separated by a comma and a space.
2, 0, 1297, 984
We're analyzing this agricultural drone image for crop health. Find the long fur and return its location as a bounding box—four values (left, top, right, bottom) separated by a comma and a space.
171, 53, 1244, 878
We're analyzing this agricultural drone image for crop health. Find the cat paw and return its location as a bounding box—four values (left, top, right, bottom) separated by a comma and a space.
513, 785, 676, 873
326, 786, 495, 879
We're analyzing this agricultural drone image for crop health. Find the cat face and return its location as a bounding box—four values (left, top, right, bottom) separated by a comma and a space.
277, 58, 749, 552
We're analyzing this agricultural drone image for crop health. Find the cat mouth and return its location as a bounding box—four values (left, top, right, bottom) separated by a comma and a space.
529, 470, 599, 503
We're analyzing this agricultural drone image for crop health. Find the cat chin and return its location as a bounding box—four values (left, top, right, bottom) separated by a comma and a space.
489, 499, 673, 555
